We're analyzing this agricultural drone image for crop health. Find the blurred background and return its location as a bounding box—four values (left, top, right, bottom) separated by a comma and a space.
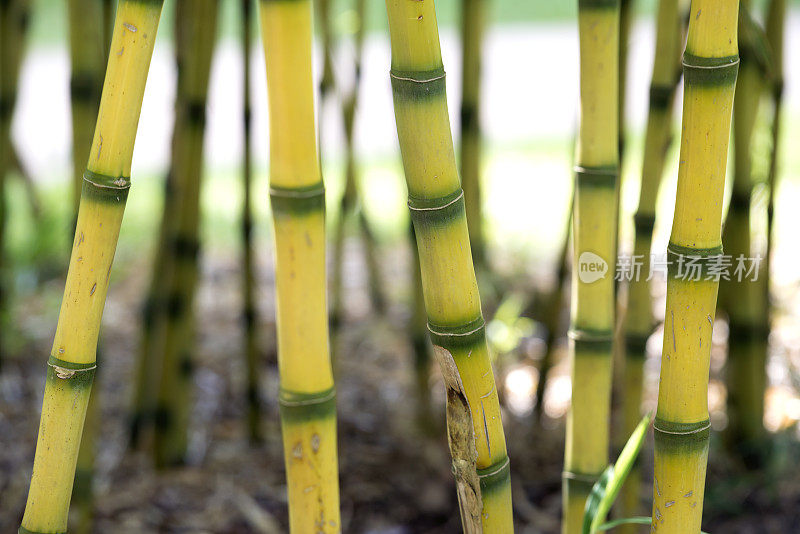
2, 0, 800, 532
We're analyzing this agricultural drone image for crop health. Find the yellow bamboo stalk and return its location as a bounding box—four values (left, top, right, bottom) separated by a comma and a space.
259, 0, 340, 530
651, 1, 739, 531
618, 0, 682, 527
385, 1, 512, 530
563, 1, 620, 532
67, 2, 110, 530
19, 2, 164, 532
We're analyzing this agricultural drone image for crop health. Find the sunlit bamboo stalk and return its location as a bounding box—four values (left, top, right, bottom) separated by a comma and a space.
563, 1, 620, 531
651, 1, 739, 531
618, 0, 682, 527
385, 0, 512, 529
19, 3, 164, 531
259, 0, 341, 529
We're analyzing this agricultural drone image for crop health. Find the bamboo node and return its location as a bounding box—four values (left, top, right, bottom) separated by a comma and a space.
428, 316, 484, 338
48, 362, 96, 380
409, 190, 463, 212
83, 170, 131, 190
389, 70, 446, 84
279, 388, 336, 407
477, 456, 509, 479
652, 420, 710, 435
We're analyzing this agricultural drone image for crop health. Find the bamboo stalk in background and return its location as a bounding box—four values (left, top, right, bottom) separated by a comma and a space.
720, 2, 768, 467
329, 0, 387, 328
68, 0, 107, 225
19, 2, 164, 531
385, 0, 512, 529
618, 0, 682, 527
562, 1, 620, 532
129, 163, 175, 449
765, 0, 785, 271
763, 3, 785, 455
460, 0, 486, 273
651, 1, 739, 531
240, 0, 262, 445
259, 0, 341, 530
534, 200, 571, 424
0, 0, 31, 369
153, 0, 219, 468
328, 0, 386, 329
408, 222, 435, 434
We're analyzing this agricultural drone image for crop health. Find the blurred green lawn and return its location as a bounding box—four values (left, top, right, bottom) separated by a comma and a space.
30, 0, 794, 46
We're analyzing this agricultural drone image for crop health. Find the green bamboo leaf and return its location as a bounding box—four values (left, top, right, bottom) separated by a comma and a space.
582, 466, 614, 534
583, 414, 652, 533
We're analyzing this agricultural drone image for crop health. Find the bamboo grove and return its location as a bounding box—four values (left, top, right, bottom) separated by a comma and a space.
563, 1, 620, 532
1, 0, 793, 532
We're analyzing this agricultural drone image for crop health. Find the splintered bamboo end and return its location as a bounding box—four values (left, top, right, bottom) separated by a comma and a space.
432, 345, 483, 533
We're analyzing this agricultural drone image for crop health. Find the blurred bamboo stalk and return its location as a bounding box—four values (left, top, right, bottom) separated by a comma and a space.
408, 222, 435, 434
328, 0, 386, 330
563, 1, 620, 531
460, 0, 486, 273
240, 0, 262, 445
20, 2, 164, 531
153, 0, 219, 468
0, 0, 31, 369
721, 2, 774, 467
534, 200, 571, 424
617, 0, 682, 528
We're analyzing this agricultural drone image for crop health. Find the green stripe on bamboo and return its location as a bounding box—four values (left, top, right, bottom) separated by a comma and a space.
682, 53, 739, 86
408, 189, 465, 228
81, 170, 131, 203
574, 165, 618, 188
390, 68, 447, 100
269, 183, 325, 214
279, 387, 337, 422
45, 364, 96, 389
477, 456, 510, 495
427, 315, 485, 349
653, 418, 711, 454
578, 0, 620, 9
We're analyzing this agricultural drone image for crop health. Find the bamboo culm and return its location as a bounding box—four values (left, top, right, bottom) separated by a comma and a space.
20, 3, 164, 532
618, 0, 682, 527
385, 0, 512, 530
241, 0, 262, 445
563, 1, 620, 532
720, 1, 768, 466
67, 2, 111, 529
0, 0, 31, 369
259, 0, 341, 529
460, 0, 486, 271
153, 0, 219, 468
651, 1, 739, 531
534, 199, 571, 425
328, 0, 386, 328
